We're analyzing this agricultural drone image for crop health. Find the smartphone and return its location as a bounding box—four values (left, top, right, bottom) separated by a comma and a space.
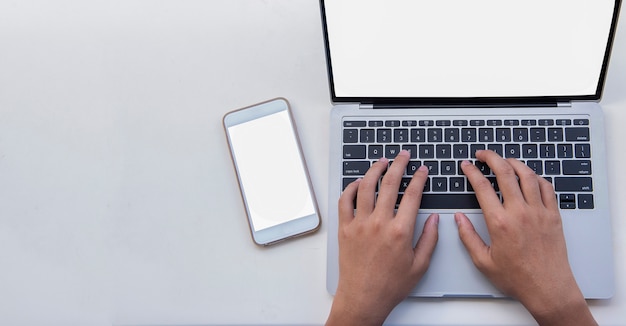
223, 98, 321, 246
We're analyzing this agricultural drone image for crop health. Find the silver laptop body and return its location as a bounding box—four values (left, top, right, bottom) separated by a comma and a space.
322, 0, 621, 298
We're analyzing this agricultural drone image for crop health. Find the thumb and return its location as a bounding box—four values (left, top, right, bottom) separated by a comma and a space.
413, 213, 439, 275
455, 212, 491, 272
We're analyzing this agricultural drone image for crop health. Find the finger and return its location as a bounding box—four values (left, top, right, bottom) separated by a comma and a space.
338, 178, 361, 228
475, 150, 524, 203
454, 212, 492, 272
538, 176, 558, 210
505, 158, 543, 206
461, 160, 502, 214
356, 157, 389, 215
376, 150, 411, 213
397, 164, 429, 230
413, 213, 440, 275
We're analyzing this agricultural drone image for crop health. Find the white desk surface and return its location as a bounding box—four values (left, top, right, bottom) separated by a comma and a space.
0, 1, 625, 325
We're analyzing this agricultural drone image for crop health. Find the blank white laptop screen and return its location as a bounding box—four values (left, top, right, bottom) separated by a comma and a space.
324, 0, 616, 98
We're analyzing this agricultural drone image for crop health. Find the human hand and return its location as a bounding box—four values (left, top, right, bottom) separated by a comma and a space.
457, 150, 596, 326
326, 150, 439, 326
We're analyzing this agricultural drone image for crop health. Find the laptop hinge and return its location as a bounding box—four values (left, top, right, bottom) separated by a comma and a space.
359, 103, 374, 109
557, 102, 573, 108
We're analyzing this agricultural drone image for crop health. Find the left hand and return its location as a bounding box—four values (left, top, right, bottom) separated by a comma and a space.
326, 150, 439, 326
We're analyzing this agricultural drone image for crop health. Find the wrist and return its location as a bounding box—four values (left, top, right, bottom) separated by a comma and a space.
520, 283, 597, 326
326, 291, 390, 326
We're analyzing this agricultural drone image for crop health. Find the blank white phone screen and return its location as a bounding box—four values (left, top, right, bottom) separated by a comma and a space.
228, 110, 316, 231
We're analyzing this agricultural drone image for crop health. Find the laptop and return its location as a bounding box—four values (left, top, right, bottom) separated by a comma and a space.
323, 0, 621, 298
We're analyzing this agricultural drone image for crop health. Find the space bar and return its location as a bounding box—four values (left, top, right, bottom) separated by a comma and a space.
420, 194, 480, 209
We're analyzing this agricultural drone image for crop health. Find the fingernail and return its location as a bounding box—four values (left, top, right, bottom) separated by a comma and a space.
461, 160, 471, 166
418, 165, 428, 173
399, 149, 410, 157
379, 157, 389, 164
432, 213, 440, 225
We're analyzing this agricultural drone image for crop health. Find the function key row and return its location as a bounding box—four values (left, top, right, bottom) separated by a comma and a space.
344, 127, 590, 143
344, 119, 590, 128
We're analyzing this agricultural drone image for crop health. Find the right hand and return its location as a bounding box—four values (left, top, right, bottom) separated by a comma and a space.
456, 150, 597, 326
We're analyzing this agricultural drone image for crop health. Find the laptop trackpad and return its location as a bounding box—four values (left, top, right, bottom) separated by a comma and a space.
411, 213, 502, 297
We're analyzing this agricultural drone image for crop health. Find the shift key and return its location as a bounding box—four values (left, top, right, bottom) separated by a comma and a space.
555, 177, 593, 192
343, 161, 370, 176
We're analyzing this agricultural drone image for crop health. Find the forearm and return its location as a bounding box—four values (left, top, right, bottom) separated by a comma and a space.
521, 286, 597, 326
325, 292, 389, 326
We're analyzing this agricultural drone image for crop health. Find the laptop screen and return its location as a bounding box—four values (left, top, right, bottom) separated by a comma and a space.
322, 0, 620, 103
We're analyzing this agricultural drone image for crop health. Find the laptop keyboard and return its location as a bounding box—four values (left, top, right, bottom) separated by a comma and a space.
342, 117, 594, 210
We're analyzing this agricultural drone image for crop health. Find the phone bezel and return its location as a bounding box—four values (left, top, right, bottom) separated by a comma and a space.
223, 98, 321, 246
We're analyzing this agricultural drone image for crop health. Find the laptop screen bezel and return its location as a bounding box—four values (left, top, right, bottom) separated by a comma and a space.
319, 0, 622, 106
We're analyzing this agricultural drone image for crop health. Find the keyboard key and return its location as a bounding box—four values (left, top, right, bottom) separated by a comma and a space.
411, 129, 426, 142
487, 144, 503, 157
578, 194, 594, 209
556, 119, 571, 126
562, 160, 592, 175
475, 161, 490, 175
505, 144, 521, 158
555, 177, 593, 192
513, 128, 528, 142
369, 120, 384, 127
385, 120, 401, 127
575, 144, 591, 158
368, 145, 383, 159
545, 161, 561, 175
402, 120, 418, 127
557, 144, 573, 158
504, 120, 519, 126
487, 120, 502, 126
527, 160, 543, 175
495, 128, 511, 142
462, 128, 477, 142
344, 121, 366, 127
343, 161, 370, 176
407, 161, 422, 175
441, 161, 456, 175
343, 177, 359, 190
400, 178, 411, 192
420, 120, 435, 127
445, 128, 460, 142
547, 128, 563, 141
402, 145, 418, 158
521, 119, 537, 126
428, 128, 443, 142
450, 177, 465, 192
522, 144, 538, 158
420, 194, 480, 209
539, 119, 554, 126
419, 144, 435, 159
470, 120, 485, 126
470, 144, 485, 158
360, 129, 375, 143
453, 144, 469, 158
385, 145, 401, 159
432, 177, 448, 192
453, 120, 468, 126
573, 119, 590, 126
565, 127, 590, 141
436, 144, 452, 159
540, 144, 556, 158
343, 145, 366, 159
479, 128, 494, 142
530, 128, 546, 142
343, 129, 358, 143
424, 161, 439, 175
394, 129, 409, 142
377, 129, 392, 143
436, 120, 451, 126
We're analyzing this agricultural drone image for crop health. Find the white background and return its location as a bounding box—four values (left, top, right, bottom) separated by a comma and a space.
0, 1, 625, 325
